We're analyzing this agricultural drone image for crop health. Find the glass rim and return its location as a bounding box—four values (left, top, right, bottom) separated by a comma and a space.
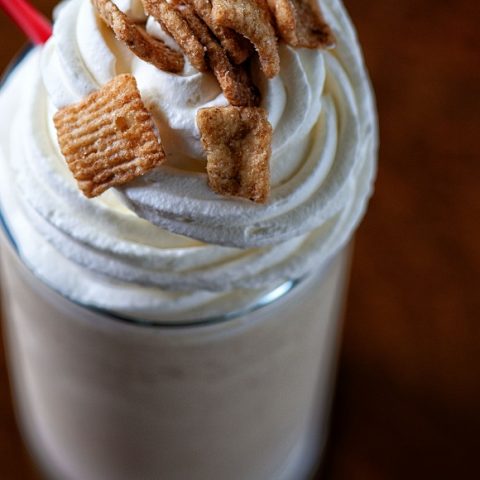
0, 47, 304, 330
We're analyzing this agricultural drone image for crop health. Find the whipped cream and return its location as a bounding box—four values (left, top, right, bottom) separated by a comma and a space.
0, 0, 377, 323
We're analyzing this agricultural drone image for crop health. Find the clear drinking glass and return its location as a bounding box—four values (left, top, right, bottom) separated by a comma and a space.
0, 13, 371, 472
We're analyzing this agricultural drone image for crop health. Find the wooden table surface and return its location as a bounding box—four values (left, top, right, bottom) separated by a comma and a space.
1, 1, 479, 479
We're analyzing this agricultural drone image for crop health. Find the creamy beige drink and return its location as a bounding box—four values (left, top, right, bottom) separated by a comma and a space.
1, 235, 351, 480
0, 0, 377, 478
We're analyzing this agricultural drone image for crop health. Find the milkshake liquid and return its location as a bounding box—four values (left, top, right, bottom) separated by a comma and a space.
1, 230, 351, 480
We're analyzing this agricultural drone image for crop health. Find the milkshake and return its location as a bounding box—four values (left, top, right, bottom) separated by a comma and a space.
0, 0, 377, 478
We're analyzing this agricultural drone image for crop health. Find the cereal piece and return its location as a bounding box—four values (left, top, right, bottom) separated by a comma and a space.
183, 0, 251, 64
92, 0, 184, 73
211, 0, 280, 78
180, 7, 260, 106
141, 0, 208, 72
291, 0, 335, 48
266, 0, 296, 43
54, 74, 165, 198
267, 0, 335, 48
197, 106, 272, 203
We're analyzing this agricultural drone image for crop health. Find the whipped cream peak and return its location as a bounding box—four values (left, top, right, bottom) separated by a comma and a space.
0, 0, 377, 322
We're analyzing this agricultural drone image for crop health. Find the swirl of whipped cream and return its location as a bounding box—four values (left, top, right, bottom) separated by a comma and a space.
0, 0, 377, 322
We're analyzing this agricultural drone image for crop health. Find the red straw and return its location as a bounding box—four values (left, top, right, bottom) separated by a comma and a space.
0, 0, 52, 45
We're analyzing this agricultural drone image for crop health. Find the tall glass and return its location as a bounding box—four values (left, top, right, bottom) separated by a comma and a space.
1, 218, 351, 480
0, 0, 376, 473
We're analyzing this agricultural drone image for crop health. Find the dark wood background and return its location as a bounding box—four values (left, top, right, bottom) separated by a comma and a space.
1, 1, 479, 478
